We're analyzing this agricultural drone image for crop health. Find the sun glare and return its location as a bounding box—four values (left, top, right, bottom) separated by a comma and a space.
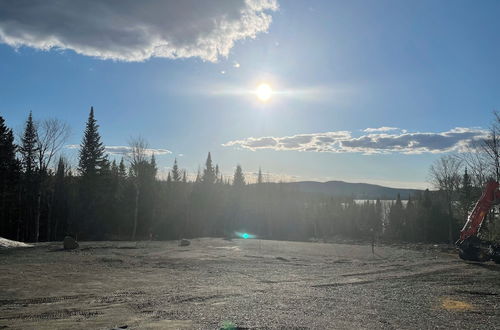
256, 83, 272, 102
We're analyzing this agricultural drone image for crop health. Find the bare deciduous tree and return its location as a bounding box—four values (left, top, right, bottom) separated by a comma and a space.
34, 119, 70, 242
481, 125, 500, 182
36, 119, 71, 172
458, 141, 491, 188
128, 136, 149, 241
429, 155, 462, 244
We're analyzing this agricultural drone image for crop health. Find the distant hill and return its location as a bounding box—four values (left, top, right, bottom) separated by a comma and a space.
286, 180, 422, 200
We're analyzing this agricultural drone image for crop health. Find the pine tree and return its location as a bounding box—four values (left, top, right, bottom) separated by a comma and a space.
202, 152, 216, 184
257, 167, 263, 184
459, 167, 473, 225
405, 195, 416, 241
233, 165, 245, 187
195, 168, 201, 183
19, 112, 38, 175
111, 159, 118, 176
388, 193, 404, 239
118, 158, 127, 179
78, 107, 108, 177
77, 107, 109, 239
172, 159, 181, 182
19, 112, 39, 241
0, 116, 19, 238
51, 157, 67, 241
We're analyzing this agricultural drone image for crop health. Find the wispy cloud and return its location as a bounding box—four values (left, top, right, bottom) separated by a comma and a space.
0, 0, 278, 62
66, 145, 171, 156
223, 127, 487, 155
363, 127, 400, 133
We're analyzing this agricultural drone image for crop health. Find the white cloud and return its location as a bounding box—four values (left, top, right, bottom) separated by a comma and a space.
66, 144, 171, 156
363, 127, 399, 133
0, 0, 278, 62
223, 127, 487, 155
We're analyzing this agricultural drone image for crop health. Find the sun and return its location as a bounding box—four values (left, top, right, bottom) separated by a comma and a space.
256, 83, 273, 102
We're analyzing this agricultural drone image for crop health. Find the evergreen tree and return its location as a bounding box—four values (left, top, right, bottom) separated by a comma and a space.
19, 112, 38, 175
78, 107, 108, 177
0, 116, 19, 239
118, 158, 127, 179
77, 107, 109, 239
51, 157, 68, 241
233, 165, 245, 187
202, 152, 216, 184
257, 167, 263, 184
404, 195, 416, 241
172, 159, 181, 182
387, 193, 404, 239
111, 159, 118, 176
19, 112, 39, 241
459, 167, 473, 225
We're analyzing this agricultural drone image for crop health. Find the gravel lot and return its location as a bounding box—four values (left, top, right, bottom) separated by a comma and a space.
1, 238, 499, 329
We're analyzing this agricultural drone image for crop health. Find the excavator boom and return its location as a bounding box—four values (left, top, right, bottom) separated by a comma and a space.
457, 180, 500, 263
458, 181, 500, 242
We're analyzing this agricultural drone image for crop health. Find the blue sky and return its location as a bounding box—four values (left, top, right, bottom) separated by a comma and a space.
0, 0, 498, 188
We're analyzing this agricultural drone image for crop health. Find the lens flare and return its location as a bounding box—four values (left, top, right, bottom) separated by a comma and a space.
235, 231, 255, 239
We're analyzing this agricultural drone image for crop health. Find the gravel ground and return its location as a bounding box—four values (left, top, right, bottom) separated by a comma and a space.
0, 238, 499, 329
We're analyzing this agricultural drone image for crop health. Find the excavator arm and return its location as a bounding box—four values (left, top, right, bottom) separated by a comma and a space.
456, 180, 500, 263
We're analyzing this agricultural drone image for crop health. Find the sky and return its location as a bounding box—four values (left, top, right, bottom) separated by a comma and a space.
0, 0, 499, 189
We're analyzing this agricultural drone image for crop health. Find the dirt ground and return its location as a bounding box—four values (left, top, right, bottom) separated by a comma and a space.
0, 238, 499, 329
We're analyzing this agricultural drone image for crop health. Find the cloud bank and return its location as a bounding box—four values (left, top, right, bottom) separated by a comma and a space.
66, 145, 171, 156
223, 127, 487, 155
0, 0, 278, 62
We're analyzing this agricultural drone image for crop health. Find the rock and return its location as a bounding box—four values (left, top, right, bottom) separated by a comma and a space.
63, 236, 79, 250
179, 239, 190, 247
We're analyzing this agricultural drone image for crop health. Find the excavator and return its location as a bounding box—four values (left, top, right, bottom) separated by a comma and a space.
456, 180, 500, 263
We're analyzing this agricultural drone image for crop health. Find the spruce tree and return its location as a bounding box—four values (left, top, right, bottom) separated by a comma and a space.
233, 165, 245, 187
459, 167, 473, 224
19, 112, 38, 175
78, 107, 107, 177
0, 116, 19, 238
118, 158, 127, 179
19, 112, 39, 241
202, 152, 216, 184
172, 159, 181, 182
51, 157, 67, 241
257, 167, 263, 184
111, 159, 118, 176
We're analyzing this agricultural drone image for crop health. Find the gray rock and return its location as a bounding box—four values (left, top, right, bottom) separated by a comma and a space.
179, 239, 190, 247
63, 236, 79, 250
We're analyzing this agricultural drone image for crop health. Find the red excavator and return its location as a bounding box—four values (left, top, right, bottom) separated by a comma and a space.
456, 180, 500, 263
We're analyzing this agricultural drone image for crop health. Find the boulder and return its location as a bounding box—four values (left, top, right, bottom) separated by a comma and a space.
63, 236, 79, 250
179, 239, 190, 247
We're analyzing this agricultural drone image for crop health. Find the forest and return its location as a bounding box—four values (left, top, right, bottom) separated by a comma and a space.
0, 108, 499, 244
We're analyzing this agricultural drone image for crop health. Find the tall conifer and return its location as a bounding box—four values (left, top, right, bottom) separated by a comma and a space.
78, 107, 107, 177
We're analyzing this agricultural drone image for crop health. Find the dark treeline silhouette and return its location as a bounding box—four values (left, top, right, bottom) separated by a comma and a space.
0, 108, 495, 243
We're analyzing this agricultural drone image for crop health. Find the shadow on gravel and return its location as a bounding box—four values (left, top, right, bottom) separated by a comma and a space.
47, 245, 139, 252
469, 263, 500, 272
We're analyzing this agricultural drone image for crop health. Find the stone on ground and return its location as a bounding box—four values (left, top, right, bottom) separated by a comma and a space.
63, 236, 79, 250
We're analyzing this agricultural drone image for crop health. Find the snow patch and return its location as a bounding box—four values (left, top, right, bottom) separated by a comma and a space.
0, 237, 32, 248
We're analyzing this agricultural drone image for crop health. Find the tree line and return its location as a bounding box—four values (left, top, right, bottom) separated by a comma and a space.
0, 108, 499, 244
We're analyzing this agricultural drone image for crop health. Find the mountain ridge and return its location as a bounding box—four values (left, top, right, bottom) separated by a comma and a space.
285, 180, 423, 199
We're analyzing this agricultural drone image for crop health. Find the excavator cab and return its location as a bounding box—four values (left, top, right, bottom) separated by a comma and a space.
456, 180, 500, 263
